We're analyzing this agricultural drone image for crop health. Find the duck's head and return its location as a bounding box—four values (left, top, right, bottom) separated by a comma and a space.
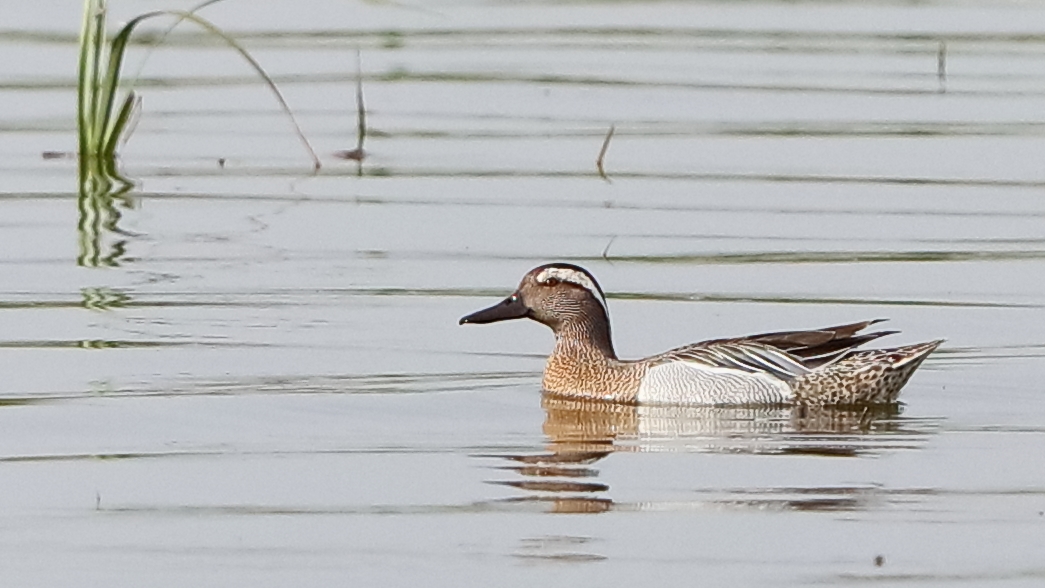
459, 263, 610, 331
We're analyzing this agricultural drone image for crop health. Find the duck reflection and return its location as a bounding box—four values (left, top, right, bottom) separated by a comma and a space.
540, 395, 905, 455
490, 395, 922, 514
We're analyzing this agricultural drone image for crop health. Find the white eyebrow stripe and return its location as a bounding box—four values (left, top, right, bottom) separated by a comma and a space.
535, 267, 609, 318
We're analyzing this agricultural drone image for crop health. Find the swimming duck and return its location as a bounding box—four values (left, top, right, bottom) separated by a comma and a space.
459, 263, 942, 406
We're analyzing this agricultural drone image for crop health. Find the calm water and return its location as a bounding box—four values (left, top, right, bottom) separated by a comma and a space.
2, 0, 1045, 585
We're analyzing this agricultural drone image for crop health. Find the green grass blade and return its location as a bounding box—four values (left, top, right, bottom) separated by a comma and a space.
78, 0, 105, 158
97, 12, 164, 153
102, 92, 135, 162
87, 2, 111, 152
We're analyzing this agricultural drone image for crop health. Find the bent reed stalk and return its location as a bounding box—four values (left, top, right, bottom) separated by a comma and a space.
77, 0, 321, 184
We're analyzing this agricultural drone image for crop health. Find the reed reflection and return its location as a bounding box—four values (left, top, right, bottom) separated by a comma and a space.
77, 172, 133, 268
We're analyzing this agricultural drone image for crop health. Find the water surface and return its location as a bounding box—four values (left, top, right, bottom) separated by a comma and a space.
2, 1, 1045, 586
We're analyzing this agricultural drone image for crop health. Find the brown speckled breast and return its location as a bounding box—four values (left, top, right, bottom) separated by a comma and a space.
542, 349, 645, 404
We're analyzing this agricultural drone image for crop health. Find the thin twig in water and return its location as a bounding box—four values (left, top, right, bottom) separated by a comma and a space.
601, 235, 617, 263
596, 124, 615, 182
356, 49, 367, 157
335, 49, 367, 168
937, 40, 946, 93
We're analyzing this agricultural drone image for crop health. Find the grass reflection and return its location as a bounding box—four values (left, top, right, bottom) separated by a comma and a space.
77, 172, 132, 267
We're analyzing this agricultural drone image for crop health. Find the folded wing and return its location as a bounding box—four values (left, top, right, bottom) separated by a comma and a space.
652, 319, 896, 378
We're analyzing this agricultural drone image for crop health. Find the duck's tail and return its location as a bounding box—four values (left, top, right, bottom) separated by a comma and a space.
789, 340, 943, 405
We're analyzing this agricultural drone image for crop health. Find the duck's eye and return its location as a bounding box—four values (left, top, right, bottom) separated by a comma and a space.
544, 278, 560, 286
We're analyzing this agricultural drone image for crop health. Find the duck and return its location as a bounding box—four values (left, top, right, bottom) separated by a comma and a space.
459, 263, 942, 406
